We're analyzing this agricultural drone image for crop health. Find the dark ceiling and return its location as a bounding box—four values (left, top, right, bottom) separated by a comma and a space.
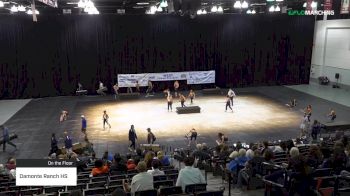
0, 0, 317, 15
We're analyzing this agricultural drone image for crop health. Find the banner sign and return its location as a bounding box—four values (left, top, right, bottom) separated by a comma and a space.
117, 71, 215, 87
37, 0, 58, 8
324, 0, 333, 10
340, 0, 350, 14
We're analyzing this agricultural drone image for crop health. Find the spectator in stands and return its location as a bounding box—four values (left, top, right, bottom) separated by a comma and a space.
5, 158, 16, 171
0, 164, 6, 175
64, 131, 73, 153
49, 133, 58, 156
331, 146, 347, 174
69, 190, 83, 196
261, 141, 269, 155
287, 147, 311, 176
321, 147, 332, 168
306, 145, 323, 168
123, 161, 154, 195
110, 153, 127, 174
191, 144, 210, 162
102, 151, 113, 163
127, 159, 137, 171
176, 156, 206, 191
91, 159, 109, 176
216, 133, 225, 145
89, 152, 97, 164
342, 136, 348, 147
246, 149, 255, 161
263, 149, 274, 163
218, 144, 230, 159
147, 159, 165, 176
9, 169, 15, 180
157, 151, 170, 166
144, 151, 156, 168
285, 139, 295, 151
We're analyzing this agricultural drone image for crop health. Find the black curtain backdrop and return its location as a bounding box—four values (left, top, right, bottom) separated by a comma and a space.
0, 15, 315, 99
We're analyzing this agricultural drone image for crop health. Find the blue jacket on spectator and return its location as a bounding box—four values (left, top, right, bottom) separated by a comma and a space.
228, 156, 248, 172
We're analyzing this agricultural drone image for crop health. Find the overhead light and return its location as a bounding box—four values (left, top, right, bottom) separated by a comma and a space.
211, 5, 217, 13
247, 9, 252, 14
157, 6, 162, 12
0, 1, 4, 8
150, 5, 157, 13
86, 0, 94, 8
10, 5, 18, 12
242, 1, 249, 9
18, 5, 26, 12
269, 5, 275, 12
303, 2, 307, 7
202, 9, 207, 14
266, 0, 275, 2
137, 2, 150, 5
78, 0, 85, 8
311, 1, 317, 8
276, 0, 283, 2
252, 9, 256, 14
160, 0, 168, 8
234, 1, 242, 9
197, 9, 202, 15
217, 6, 223, 13
275, 5, 280, 12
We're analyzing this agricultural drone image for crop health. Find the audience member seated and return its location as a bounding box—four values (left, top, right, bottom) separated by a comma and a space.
306, 145, 323, 168
191, 144, 210, 162
91, 159, 109, 176
110, 153, 127, 173
127, 159, 137, 171
228, 149, 248, 173
123, 161, 154, 195
102, 151, 113, 162
5, 158, 16, 171
89, 152, 97, 164
260, 141, 269, 155
273, 141, 287, 153
144, 151, 156, 168
157, 151, 170, 166
331, 145, 347, 175
176, 156, 206, 191
147, 159, 165, 176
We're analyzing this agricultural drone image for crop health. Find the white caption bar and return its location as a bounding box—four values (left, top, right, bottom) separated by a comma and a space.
16, 167, 77, 186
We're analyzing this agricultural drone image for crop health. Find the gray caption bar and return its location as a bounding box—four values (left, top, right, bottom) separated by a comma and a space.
17, 159, 76, 167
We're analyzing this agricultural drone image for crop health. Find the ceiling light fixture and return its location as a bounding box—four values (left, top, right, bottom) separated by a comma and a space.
10, 5, 18, 12
311, 1, 317, 8
78, 0, 85, 8
160, 0, 168, 8
303, 2, 307, 7
157, 6, 162, 12
18, 5, 26, 12
275, 5, 280, 12
276, 0, 283, 2
269, 5, 275, 12
234, 1, 242, 8
137, 2, 150, 5
0, 1, 4, 8
247, 9, 252, 14
217, 6, 223, 13
197, 9, 202, 15
202, 9, 207, 14
242, 1, 249, 9
252, 9, 256, 14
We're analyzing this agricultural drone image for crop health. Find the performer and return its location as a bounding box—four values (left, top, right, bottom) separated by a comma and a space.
113, 83, 119, 99
128, 125, 138, 151
49, 133, 58, 156
327, 109, 336, 122
59, 110, 68, 122
81, 115, 87, 133
97, 81, 107, 96
299, 115, 309, 139
146, 80, 153, 97
225, 95, 233, 112
127, 86, 133, 94
77, 82, 83, 91
135, 81, 140, 93
286, 98, 297, 108
64, 131, 73, 153
102, 110, 111, 129
163, 88, 171, 97
179, 93, 186, 107
174, 80, 180, 97
147, 128, 156, 144
167, 94, 173, 112
304, 105, 312, 122
1, 125, 17, 152
227, 88, 236, 106
186, 128, 197, 146
188, 90, 196, 104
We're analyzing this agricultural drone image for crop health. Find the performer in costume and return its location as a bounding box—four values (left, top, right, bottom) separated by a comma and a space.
60, 110, 68, 122
188, 90, 196, 104
186, 128, 197, 146
225, 95, 233, 112
113, 83, 119, 99
102, 110, 111, 129
227, 88, 236, 106
146, 80, 153, 97
304, 105, 312, 122
174, 80, 179, 97
128, 125, 138, 151
327, 109, 336, 122
167, 94, 173, 112
135, 81, 140, 93
179, 93, 186, 107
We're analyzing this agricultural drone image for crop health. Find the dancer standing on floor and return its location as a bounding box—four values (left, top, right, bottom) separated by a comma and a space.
167, 94, 173, 112
128, 125, 138, 151
188, 90, 196, 104
225, 95, 233, 112
113, 83, 119, 99
227, 88, 236, 106
81, 115, 87, 133
179, 93, 186, 107
327, 109, 336, 122
103, 110, 111, 129
186, 128, 198, 146
1, 125, 17, 152
147, 128, 156, 144
146, 80, 153, 97
304, 105, 312, 122
174, 80, 180, 97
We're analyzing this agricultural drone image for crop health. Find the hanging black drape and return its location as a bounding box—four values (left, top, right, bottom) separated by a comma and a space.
0, 15, 314, 98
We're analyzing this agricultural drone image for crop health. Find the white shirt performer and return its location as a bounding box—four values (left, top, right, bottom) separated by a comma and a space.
227, 88, 236, 106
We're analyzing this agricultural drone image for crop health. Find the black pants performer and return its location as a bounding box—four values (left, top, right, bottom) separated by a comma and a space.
230, 97, 234, 106
226, 102, 232, 111
168, 101, 173, 111
129, 140, 136, 150
3, 140, 16, 151
181, 101, 185, 107
190, 97, 194, 104
103, 119, 111, 129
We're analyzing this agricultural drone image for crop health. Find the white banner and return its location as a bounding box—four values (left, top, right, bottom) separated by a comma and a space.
117, 71, 215, 87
